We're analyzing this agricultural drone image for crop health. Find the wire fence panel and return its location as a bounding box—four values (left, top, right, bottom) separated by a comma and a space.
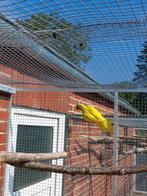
1, 1, 147, 91
0, 88, 146, 196
0, 1, 147, 196
0, 46, 146, 195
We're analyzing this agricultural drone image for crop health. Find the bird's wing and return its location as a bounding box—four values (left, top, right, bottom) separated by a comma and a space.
83, 112, 98, 122
77, 104, 113, 133
86, 105, 105, 122
96, 118, 113, 132
77, 104, 98, 122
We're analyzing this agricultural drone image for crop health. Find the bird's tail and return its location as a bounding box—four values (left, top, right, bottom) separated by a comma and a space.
97, 119, 113, 133
107, 119, 113, 133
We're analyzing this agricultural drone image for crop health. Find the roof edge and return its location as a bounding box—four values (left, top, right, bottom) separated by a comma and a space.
0, 14, 96, 85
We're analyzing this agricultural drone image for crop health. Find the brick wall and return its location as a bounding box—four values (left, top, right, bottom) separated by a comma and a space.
0, 92, 11, 196
12, 91, 70, 113
64, 93, 134, 196
64, 93, 113, 196
0, 65, 135, 196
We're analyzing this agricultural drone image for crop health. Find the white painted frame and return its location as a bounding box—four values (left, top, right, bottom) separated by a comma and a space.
4, 107, 66, 196
133, 128, 147, 195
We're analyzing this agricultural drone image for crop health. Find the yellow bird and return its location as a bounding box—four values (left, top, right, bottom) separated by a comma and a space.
76, 104, 98, 123
77, 104, 113, 133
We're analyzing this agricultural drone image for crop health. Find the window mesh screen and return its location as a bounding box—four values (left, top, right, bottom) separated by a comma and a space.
0, 1, 147, 194
13, 125, 53, 192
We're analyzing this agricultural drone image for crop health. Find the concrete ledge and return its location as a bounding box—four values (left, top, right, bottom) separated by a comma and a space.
0, 84, 15, 94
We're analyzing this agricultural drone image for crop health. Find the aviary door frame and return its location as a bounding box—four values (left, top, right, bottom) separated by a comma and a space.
4, 107, 66, 196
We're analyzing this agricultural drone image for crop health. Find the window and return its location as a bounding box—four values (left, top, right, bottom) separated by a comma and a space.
13, 125, 53, 191
4, 107, 66, 196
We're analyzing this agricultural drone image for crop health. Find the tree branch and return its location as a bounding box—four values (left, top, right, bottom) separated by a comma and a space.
79, 135, 147, 147
123, 147, 147, 155
0, 151, 67, 163
1, 151, 147, 176
5, 161, 147, 176
79, 135, 114, 143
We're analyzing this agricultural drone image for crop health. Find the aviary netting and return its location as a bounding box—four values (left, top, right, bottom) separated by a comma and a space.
0, 0, 147, 91
0, 1, 147, 196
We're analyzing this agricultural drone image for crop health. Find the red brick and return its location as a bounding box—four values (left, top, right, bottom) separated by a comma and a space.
0, 113, 7, 121
0, 134, 6, 143
0, 164, 4, 177
0, 124, 7, 132
0, 144, 6, 151
0, 177, 4, 191
0, 100, 9, 108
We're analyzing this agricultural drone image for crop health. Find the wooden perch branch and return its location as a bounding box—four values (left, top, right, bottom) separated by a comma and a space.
80, 135, 147, 142
123, 147, 147, 155
1, 151, 147, 176
79, 135, 147, 147
4, 161, 147, 176
0, 151, 67, 163
79, 135, 114, 143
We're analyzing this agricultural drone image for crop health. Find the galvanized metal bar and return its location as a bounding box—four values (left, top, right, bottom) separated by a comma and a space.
3, 94, 13, 196
112, 92, 119, 196
16, 87, 147, 93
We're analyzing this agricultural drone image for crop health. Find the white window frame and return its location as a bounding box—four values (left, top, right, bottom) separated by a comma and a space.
4, 107, 66, 196
133, 128, 147, 194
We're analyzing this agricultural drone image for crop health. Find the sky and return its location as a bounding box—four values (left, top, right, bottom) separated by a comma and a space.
0, 0, 146, 86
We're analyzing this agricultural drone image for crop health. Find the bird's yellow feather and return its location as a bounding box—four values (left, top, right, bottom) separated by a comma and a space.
77, 103, 113, 133
86, 105, 105, 122
97, 119, 113, 132
77, 104, 98, 122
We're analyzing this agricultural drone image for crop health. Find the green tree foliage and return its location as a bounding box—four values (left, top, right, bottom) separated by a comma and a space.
16, 12, 90, 69
120, 42, 147, 115
133, 41, 147, 83
119, 92, 147, 114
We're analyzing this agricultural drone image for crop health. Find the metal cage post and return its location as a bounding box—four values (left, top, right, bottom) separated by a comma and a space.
112, 92, 119, 196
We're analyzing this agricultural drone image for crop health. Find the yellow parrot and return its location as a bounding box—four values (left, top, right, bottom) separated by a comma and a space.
76, 104, 98, 123
77, 104, 113, 133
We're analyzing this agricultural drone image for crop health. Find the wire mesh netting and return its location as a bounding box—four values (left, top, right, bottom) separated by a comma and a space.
0, 0, 147, 91
0, 1, 147, 196
1, 90, 146, 196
